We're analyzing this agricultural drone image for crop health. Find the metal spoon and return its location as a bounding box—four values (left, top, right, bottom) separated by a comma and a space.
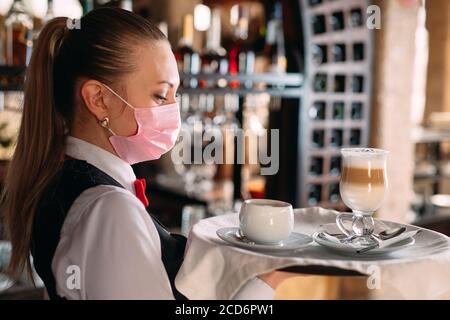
374, 227, 406, 240
235, 230, 255, 245
357, 227, 407, 254
325, 227, 406, 242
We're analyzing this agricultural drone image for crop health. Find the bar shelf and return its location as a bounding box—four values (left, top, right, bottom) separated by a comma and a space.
177, 72, 304, 98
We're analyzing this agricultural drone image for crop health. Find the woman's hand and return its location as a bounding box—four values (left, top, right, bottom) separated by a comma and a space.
258, 271, 301, 290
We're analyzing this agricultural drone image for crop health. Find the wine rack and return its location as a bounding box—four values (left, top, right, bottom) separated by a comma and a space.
298, 0, 373, 209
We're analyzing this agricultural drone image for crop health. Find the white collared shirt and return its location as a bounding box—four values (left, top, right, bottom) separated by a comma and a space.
51, 136, 274, 299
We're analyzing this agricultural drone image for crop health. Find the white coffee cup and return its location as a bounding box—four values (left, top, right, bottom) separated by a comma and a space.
239, 199, 294, 244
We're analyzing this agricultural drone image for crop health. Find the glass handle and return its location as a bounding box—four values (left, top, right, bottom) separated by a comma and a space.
336, 213, 354, 236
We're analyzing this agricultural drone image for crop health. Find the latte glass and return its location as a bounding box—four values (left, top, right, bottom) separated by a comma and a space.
337, 148, 389, 246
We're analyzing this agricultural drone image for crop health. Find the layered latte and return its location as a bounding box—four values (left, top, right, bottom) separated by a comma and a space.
340, 157, 387, 213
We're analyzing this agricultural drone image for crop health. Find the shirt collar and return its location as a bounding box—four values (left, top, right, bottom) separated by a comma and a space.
65, 136, 136, 194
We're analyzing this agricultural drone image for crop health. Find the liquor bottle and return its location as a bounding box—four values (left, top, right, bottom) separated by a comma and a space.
4, 0, 33, 66
332, 101, 345, 119
329, 184, 340, 203
43, 0, 55, 22
332, 44, 346, 62
311, 14, 325, 34
0, 14, 6, 65
175, 14, 194, 71
312, 45, 326, 65
308, 184, 322, 205
329, 156, 341, 176
227, 5, 255, 89
309, 101, 325, 120
310, 157, 323, 176
215, 94, 240, 180
175, 14, 200, 88
81, 0, 94, 15
313, 73, 327, 92
201, 8, 227, 88
198, 94, 218, 183
349, 129, 361, 145
264, 2, 286, 73
351, 102, 363, 119
351, 75, 364, 93
330, 129, 343, 147
353, 43, 364, 61
312, 129, 325, 148
31, 0, 54, 46
350, 8, 363, 27
334, 75, 346, 92
330, 11, 344, 31
120, 0, 133, 11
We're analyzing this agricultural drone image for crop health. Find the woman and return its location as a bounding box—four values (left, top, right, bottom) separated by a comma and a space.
2, 8, 294, 299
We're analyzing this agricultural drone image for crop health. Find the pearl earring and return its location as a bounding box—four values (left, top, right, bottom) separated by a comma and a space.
99, 117, 116, 135
99, 117, 110, 129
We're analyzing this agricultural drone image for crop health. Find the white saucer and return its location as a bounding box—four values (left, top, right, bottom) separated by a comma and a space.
313, 223, 416, 256
216, 227, 313, 252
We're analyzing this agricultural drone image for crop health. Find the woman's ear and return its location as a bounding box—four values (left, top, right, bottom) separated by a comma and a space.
80, 80, 109, 121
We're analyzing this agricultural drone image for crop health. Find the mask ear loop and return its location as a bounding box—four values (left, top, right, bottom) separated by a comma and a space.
100, 83, 143, 137
101, 83, 137, 110
100, 83, 137, 136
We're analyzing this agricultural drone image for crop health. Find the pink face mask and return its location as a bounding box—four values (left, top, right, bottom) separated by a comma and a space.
102, 84, 181, 164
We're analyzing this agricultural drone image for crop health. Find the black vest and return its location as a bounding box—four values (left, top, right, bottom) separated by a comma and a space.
31, 159, 187, 300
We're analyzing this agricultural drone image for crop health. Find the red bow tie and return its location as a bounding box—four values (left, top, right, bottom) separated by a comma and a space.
134, 178, 149, 208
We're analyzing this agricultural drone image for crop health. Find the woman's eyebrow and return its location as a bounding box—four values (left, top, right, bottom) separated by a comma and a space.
157, 80, 174, 88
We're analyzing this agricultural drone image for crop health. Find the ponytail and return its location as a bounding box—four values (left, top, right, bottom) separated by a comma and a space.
2, 18, 68, 279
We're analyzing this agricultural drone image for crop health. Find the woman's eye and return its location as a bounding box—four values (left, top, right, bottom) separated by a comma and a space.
154, 95, 167, 104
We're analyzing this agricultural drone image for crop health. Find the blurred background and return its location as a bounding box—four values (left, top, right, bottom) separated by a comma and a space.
0, 0, 449, 299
